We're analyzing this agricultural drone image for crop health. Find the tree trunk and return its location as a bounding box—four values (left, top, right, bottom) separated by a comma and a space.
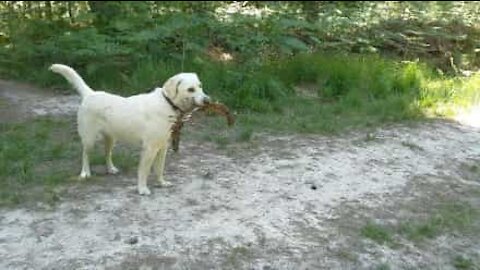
45, 1, 52, 20
301, 1, 320, 23
88, 1, 122, 29
67, 1, 74, 24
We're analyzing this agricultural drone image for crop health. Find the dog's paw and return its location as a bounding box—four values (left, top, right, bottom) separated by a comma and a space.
79, 171, 91, 179
138, 186, 151, 196
107, 166, 120, 175
157, 178, 173, 188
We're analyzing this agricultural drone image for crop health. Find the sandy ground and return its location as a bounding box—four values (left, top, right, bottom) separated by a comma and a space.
1, 80, 480, 270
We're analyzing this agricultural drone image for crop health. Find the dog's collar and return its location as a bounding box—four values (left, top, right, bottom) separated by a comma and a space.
162, 92, 184, 114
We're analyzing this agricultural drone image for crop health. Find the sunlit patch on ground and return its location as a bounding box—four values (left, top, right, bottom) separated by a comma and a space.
454, 104, 480, 129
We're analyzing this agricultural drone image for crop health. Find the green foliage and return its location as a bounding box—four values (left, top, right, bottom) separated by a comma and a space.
2, 1, 480, 83
0, 1, 478, 135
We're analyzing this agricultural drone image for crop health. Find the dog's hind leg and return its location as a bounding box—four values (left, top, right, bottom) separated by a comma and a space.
78, 126, 98, 179
80, 142, 93, 179
137, 145, 159, 195
104, 135, 119, 174
78, 113, 96, 179
154, 147, 172, 187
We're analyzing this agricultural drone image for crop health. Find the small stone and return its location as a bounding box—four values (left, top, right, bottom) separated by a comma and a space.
125, 236, 138, 245
311, 184, 317, 190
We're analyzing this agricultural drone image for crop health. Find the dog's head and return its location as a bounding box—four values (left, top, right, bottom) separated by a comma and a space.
162, 73, 210, 112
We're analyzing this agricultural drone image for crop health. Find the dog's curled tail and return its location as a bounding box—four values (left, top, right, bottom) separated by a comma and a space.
49, 64, 94, 98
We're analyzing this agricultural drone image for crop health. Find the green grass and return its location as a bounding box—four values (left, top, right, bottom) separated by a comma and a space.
89, 147, 139, 172
0, 118, 79, 206
336, 250, 359, 262
0, 117, 141, 207
360, 201, 479, 246
361, 222, 394, 245
0, 117, 144, 206
399, 202, 478, 241
453, 255, 477, 270
223, 246, 253, 269
375, 263, 391, 270
401, 141, 424, 152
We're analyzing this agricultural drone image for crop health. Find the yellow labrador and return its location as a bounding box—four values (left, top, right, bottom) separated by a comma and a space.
50, 64, 210, 195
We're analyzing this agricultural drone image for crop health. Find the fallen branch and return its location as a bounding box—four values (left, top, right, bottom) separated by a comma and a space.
171, 102, 235, 152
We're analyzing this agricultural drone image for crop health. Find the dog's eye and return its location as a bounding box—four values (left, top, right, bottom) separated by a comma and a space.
188, 87, 195, 93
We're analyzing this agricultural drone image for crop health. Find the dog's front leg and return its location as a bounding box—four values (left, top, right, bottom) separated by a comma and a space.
137, 145, 159, 195
154, 147, 172, 187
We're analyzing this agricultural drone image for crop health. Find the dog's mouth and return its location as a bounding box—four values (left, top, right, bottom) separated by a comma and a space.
193, 98, 205, 107
179, 98, 199, 112
182, 96, 209, 112
193, 95, 211, 107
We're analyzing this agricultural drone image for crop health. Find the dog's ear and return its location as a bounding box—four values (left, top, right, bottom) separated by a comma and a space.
163, 76, 182, 99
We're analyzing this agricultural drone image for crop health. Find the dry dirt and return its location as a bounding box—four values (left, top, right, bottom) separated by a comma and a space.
1, 80, 480, 270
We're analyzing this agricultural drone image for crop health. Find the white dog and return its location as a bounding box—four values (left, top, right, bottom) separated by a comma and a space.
49, 64, 210, 195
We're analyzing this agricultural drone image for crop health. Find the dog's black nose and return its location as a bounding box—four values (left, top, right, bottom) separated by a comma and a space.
203, 96, 211, 104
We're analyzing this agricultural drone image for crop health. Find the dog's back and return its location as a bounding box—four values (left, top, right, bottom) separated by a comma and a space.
50, 64, 174, 144
79, 91, 171, 143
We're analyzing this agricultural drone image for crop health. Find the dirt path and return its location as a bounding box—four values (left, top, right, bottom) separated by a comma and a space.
1, 80, 480, 269
0, 79, 80, 122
